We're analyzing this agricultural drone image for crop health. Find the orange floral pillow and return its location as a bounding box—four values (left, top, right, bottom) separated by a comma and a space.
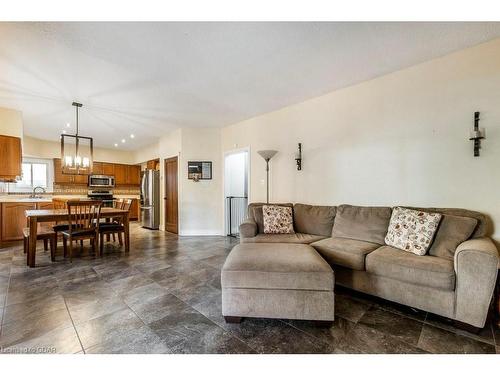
262, 205, 295, 234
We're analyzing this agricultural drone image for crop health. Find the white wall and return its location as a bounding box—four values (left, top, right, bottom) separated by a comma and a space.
0, 107, 23, 138
180, 128, 222, 235
221, 39, 500, 239
136, 128, 223, 235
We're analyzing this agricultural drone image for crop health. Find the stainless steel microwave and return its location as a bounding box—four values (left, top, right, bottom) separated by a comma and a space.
88, 175, 115, 188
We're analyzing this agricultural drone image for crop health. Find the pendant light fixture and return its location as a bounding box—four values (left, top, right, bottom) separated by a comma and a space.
60, 102, 94, 175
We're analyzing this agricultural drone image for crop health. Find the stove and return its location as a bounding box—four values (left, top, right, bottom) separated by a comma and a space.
87, 189, 114, 207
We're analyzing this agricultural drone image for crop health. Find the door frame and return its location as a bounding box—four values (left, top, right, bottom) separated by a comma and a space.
222, 146, 251, 236
164, 156, 179, 234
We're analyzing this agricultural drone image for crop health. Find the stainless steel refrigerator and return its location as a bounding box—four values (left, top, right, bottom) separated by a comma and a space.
140, 170, 160, 229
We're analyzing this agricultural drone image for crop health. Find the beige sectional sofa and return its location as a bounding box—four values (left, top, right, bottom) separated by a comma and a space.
233, 202, 499, 328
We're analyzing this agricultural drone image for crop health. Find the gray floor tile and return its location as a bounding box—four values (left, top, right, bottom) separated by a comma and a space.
149, 304, 227, 349
358, 306, 424, 346
67, 295, 128, 325
3, 294, 66, 325
85, 325, 171, 354
223, 318, 332, 354
339, 321, 426, 354
334, 294, 371, 323
171, 327, 256, 354
418, 324, 496, 354
75, 307, 145, 349
3, 326, 82, 354
121, 282, 168, 307
283, 317, 355, 352
172, 284, 221, 306
0, 307, 73, 348
105, 273, 153, 295
424, 313, 495, 345
126, 292, 190, 326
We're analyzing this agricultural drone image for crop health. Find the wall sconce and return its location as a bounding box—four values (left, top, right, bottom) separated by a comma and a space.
469, 111, 485, 157
295, 143, 302, 170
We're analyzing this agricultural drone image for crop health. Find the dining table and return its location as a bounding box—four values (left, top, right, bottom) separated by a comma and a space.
25, 207, 130, 267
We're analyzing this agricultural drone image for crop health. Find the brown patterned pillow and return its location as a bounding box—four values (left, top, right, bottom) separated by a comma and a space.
262, 205, 295, 234
385, 207, 442, 256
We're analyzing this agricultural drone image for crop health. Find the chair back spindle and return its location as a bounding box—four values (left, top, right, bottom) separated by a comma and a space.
67, 201, 102, 233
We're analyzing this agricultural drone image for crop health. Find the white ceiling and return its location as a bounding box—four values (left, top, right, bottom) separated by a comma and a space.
1, 22, 499, 150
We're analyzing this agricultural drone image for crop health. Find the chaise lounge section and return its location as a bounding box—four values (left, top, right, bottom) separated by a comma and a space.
229, 202, 499, 328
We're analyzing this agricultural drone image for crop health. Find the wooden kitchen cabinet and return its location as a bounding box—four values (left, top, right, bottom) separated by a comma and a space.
129, 198, 139, 221
53, 159, 140, 186
0, 135, 22, 182
53, 159, 90, 184
114, 164, 127, 185
1, 202, 36, 241
127, 165, 141, 185
92, 162, 103, 175
54, 159, 72, 184
101, 163, 115, 176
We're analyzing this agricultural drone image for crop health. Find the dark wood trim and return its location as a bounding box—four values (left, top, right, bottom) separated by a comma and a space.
164, 156, 179, 234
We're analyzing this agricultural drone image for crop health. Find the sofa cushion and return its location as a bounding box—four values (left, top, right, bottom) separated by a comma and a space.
262, 205, 294, 234
428, 214, 478, 259
385, 207, 442, 256
222, 243, 334, 291
311, 237, 380, 271
332, 205, 392, 245
249, 203, 294, 234
404, 206, 488, 238
240, 233, 326, 244
293, 204, 336, 236
366, 246, 455, 291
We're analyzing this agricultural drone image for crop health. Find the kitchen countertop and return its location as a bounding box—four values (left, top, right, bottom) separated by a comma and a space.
0, 194, 140, 203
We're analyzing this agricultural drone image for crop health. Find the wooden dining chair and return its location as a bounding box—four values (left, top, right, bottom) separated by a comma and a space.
106, 198, 124, 243
98, 199, 131, 255
22, 227, 57, 265
61, 200, 102, 262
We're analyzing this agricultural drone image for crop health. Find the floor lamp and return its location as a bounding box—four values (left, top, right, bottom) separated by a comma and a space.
257, 150, 278, 204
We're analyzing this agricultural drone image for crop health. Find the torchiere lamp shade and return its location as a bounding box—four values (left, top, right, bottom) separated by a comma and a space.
257, 150, 278, 161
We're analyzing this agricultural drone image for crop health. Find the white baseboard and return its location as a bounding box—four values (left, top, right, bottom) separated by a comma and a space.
179, 230, 224, 236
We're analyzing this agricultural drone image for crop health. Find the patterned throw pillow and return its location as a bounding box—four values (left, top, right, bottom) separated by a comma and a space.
262, 205, 295, 234
385, 207, 442, 256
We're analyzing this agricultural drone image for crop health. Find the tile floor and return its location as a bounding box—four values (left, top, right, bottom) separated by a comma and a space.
0, 224, 498, 354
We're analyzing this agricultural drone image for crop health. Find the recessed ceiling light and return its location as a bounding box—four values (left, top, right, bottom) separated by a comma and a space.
114, 143, 118, 147
66, 123, 70, 128
121, 139, 126, 143
130, 134, 135, 139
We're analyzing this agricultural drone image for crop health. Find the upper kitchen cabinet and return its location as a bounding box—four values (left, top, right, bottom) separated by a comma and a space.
0, 135, 22, 182
101, 163, 114, 176
127, 165, 141, 185
92, 162, 103, 175
53, 158, 90, 185
114, 164, 127, 185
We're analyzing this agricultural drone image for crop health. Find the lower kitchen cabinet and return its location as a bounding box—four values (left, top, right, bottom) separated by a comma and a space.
129, 198, 139, 221
1, 202, 36, 241
0, 201, 55, 242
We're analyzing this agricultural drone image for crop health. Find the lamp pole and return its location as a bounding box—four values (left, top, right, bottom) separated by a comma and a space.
257, 150, 278, 205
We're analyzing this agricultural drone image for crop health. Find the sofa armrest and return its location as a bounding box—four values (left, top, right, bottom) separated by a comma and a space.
239, 218, 258, 238
454, 237, 499, 327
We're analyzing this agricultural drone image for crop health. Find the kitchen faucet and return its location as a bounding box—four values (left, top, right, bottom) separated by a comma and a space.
30, 186, 46, 198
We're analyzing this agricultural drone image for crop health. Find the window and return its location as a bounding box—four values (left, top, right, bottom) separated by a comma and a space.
7, 158, 53, 193
18, 162, 48, 188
